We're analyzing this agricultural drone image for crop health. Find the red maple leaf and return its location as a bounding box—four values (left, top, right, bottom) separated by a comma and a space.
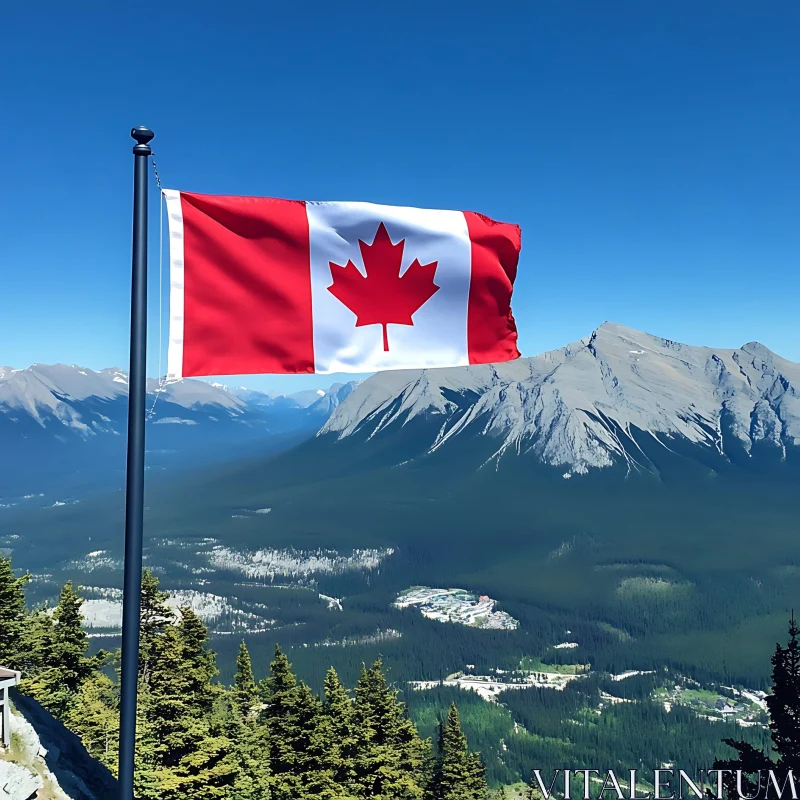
327, 223, 440, 351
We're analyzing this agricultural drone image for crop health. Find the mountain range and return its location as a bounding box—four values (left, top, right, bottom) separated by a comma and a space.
7, 321, 795, 499
0, 363, 357, 498
319, 321, 799, 477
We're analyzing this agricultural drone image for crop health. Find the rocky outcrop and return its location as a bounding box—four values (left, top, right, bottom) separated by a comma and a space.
7, 693, 117, 800
0, 760, 43, 800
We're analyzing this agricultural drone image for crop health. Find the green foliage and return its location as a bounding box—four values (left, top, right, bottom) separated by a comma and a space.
409, 687, 527, 787
259, 645, 339, 799
0, 553, 30, 666
713, 615, 800, 798
19, 579, 107, 717
139, 568, 174, 682
233, 640, 257, 716
17, 607, 56, 689
7, 548, 788, 796
407, 676, 771, 789
52, 582, 107, 701
133, 594, 244, 799
177, 606, 220, 712
433, 704, 488, 800
66, 673, 120, 769
223, 698, 272, 800
322, 667, 359, 791
767, 614, 800, 768
352, 659, 431, 799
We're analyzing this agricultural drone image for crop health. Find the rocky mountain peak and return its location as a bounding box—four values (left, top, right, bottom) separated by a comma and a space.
321, 324, 799, 476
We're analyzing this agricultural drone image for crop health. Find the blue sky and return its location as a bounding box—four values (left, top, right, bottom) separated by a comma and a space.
2, 1, 798, 392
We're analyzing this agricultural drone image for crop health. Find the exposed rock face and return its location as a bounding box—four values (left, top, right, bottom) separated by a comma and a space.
321, 323, 800, 475
0, 760, 43, 800
8, 694, 117, 800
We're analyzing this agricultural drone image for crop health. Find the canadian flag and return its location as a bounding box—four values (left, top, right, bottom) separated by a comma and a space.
163, 191, 520, 377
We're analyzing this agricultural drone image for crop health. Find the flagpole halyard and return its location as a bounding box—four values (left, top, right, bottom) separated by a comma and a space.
118, 125, 153, 800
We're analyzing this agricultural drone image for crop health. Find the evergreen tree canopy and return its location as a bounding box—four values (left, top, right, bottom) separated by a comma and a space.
353, 659, 430, 800
52, 581, 106, 694
66, 673, 120, 769
18, 581, 105, 717
233, 640, 258, 716
713, 615, 800, 799
5, 555, 488, 800
434, 703, 488, 800
322, 667, 359, 792
139, 568, 174, 685
0, 554, 30, 667
177, 606, 220, 716
17, 607, 55, 689
219, 692, 272, 800
767, 613, 800, 769
133, 577, 245, 799
260, 645, 337, 799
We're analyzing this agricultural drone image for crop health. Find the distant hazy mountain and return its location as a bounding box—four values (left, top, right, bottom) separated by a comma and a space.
306, 382, 359, 415
321, 323, 800, 477
227, 385, 330, 409
0, 364, 358, 498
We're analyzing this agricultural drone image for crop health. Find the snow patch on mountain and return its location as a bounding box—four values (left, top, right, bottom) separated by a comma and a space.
149, 378, 245, 411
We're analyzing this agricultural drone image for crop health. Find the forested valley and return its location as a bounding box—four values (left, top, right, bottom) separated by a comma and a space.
0, 551, 787, 797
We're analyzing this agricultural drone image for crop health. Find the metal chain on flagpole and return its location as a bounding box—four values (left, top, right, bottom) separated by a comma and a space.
151, 156, 162, 191
147, 158, 165, 421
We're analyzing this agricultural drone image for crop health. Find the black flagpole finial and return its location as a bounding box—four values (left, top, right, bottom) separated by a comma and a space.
131, 126, 154, 154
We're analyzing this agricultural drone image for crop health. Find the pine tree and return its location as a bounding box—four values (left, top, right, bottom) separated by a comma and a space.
139, 568, 174, 685
167, 607, 240, 799
140, 626, 196, 771
52, 582, 107, 693
713, 614, 800, 798
465, 752, 489, 800
0, 554, 30, 667
767, 612, 800, 768
17, 606, 55, 694
221, 693, 272, 800
353, 659, 430, 800
177, 606, 219, 715
233, 640, 258, 716
322, 667, 359, 792
433, 704, 488, 800
21, 582, 106, 716
66, 672, 120, 770
260, 645, 336, 799
136, 603, 239, 799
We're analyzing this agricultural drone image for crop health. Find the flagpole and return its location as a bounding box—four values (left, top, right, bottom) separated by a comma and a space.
118, 126, 154, 800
